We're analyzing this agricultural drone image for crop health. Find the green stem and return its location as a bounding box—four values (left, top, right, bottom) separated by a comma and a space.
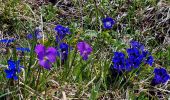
66, 50, 77, 80
35, 67, 41, 91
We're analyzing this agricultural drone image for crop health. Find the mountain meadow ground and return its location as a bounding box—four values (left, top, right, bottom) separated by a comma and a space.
0, 0, 170, 99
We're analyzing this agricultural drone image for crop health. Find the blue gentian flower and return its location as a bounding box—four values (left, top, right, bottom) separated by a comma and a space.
0, 38, 15, 47
142, 51, 154, 66
55, 25, 70, 42
130, 41, 154, 66
0, 38, 15, 44
130, 40, 144, 51
5, 60, 23, 80
27, 33, 42, 40
142, 51, 149, 57
111, 41, 154, 73
151, 68, 170, 86
56, 43, 70, 61
111, 52, 131, 72
16, 47, 30, 52
127, 48, 144, 68
55, 25, 70, 35
102, 17, 115, 29
146, 55, 154, 66
27, 29, 42, 39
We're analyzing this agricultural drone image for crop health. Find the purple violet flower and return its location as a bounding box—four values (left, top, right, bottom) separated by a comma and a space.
35, 44, 57, 69
77, 41, 92, 60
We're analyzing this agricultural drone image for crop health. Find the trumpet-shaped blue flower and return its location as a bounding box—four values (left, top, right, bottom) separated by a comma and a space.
0, 38, 15, 47
102, 17, 115, 29
111, 52, 131, 72
111, 41, 154, 73
151, 68, 170, 86
127, 48, 144, 68
130, 40, 144, 51
146, 55, 154, 66
16, 47, 30, 52
0, 38, 15, 43
27, 29, 42, 40
55, 25, 70, 42
142, 50, 154, 66
56, 43, 70, 61
5, 60, 23, 80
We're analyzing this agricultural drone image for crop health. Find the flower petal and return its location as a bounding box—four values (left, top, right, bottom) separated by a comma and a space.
13, 76, 18, 80
102, 17, 115, 29
77, 41, 92, 60
8, 60, 15, 69
77, 42, 85, 52
46, 47, 57, 63
5, 70, 13, 79
39, 59, 51, 70
82, 55, 88, 60
35, 44, 46, 60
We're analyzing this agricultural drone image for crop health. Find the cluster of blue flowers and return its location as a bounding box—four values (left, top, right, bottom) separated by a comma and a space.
102, 17, 169, 86
54, 24, 71, 62
55, 24, 70, 43
111, 41, 154, 72
110, 39, 169, 86
5, 60, 23, 80
0, 38, 31, 79
0, 17, 169, 88
151, 68, 170, 86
